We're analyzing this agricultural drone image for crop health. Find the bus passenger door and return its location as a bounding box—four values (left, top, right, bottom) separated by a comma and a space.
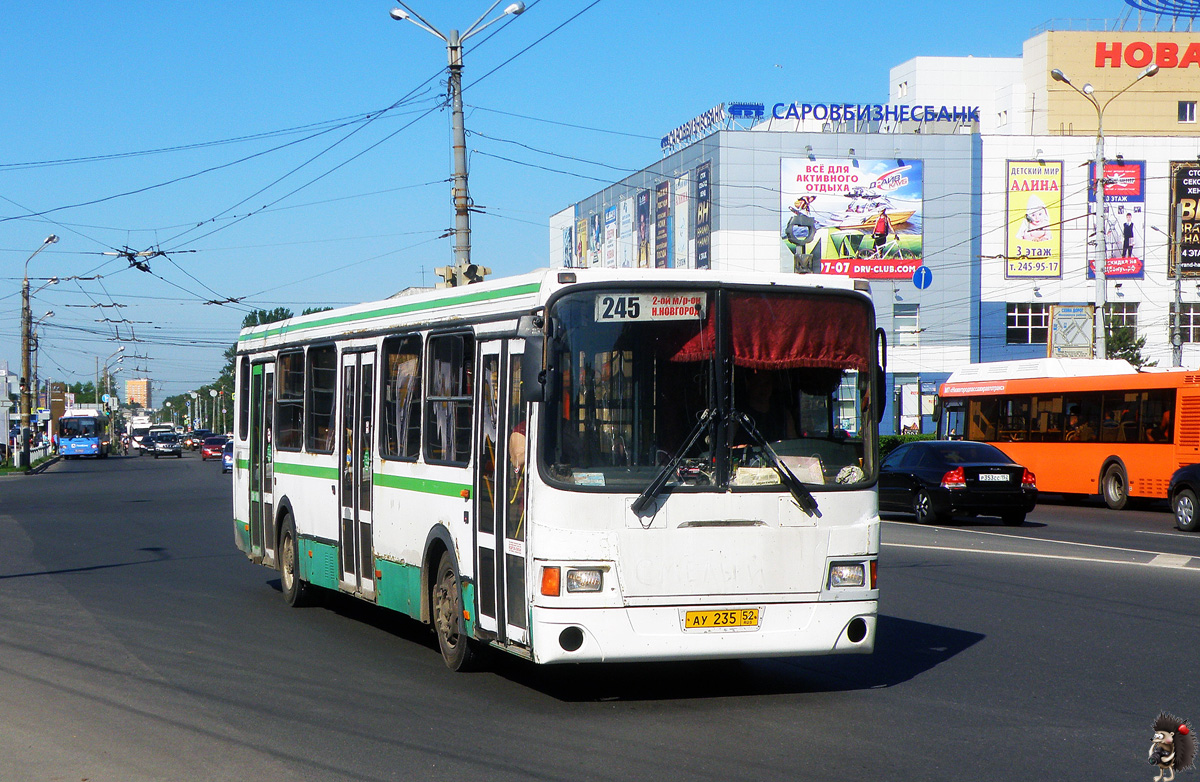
249, 362, 276, 564
339, 351, 376, 598
474, 341, 528, 647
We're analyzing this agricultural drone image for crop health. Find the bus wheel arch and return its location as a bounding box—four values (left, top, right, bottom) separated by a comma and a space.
421, 525, 458, 625
1100, 458, 1130, 510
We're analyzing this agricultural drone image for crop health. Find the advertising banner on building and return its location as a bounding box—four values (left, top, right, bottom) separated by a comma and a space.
674, 176, 689, 268
695, 162, 712, 269
1086, 160, 1145, 280
1005, 160, 1063, 278
589, 213, 603, 267
575, 217, 588, 268
655, 180, 671, 268
1170, 161, 1200, 278
779, 158, 923, 279
561, 224, 573, 268
604, 206, 617, 268
618, 197, 634, 268
636, 189, 651, 268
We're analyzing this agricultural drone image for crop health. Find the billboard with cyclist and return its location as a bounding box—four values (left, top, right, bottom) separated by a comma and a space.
780, 157, 924, 279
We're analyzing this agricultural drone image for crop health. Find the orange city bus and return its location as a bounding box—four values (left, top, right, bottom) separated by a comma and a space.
936, 358, 1200, 509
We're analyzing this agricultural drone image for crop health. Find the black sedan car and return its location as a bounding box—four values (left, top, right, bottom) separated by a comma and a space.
879, 440, 1037, 526
1167, 464, 1200, 531
151, 432, 183, 459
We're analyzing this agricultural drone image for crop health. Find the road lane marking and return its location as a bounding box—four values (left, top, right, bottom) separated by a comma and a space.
1137, 530, 1199, 540
883, 542, 1197, 571
882, 520, 1194, 560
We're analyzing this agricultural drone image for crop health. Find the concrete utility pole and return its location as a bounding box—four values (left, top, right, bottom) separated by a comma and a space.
1050, 64, 1157, 359
390, 1, 523, 286
19, 235, 58, 468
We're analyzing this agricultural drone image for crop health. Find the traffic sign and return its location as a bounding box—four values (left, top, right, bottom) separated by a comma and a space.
912, 265, 933, 290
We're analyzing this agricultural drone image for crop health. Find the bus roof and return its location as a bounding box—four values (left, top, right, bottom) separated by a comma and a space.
236, 267, 872, 352
940, 358, 1200, 397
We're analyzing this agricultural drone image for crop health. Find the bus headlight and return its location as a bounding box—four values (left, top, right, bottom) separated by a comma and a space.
828, 563, 865, 588
565, 568, 603, 592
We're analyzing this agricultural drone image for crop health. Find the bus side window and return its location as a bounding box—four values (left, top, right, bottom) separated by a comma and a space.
968, 398, 998, 441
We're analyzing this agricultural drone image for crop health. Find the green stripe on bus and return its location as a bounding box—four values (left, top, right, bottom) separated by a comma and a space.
236, 458, 249, 470
274, 462, 339, 480
373, 472, 471, 498
238, 282, 541, 343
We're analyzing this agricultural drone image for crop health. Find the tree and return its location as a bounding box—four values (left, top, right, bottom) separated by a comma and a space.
218, 307, 294, 383
1106, 322, 1155, 368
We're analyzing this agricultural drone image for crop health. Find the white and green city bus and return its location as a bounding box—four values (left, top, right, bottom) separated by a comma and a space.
232, 268, 885, 669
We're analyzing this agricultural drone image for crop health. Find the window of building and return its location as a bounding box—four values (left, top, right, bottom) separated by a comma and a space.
1170, 302, 1200, 343
897, 81, 908, 98
893, 303, 919, 347
1179, 101, 1196, 123
1006, 302, 1049, 344
275, 350, 304, 451
1105, 301, 1139, 339
425, 333, 474, 465
306, 345, 337, 453
381, 335, 423, 461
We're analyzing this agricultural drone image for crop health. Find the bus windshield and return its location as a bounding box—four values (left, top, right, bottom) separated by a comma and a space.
60, 417, 99, 438
542, 287, 875, 492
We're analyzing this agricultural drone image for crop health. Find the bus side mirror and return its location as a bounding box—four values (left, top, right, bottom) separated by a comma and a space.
875, 327, 888, 424
518, 314, 551, 403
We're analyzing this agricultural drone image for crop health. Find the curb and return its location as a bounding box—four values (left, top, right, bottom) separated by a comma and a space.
27, 456, 62, 475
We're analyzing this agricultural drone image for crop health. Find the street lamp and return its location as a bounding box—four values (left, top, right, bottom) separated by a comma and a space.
1050, 64, 1157, 359
390, 0, 524, 286
19, 235, 58, 467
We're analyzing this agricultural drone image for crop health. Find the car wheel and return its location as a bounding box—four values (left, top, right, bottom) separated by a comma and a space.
1101, 463, 1128, 510
1001, 511, 1026, 527
432, 550, 480, 671
913, 489, 946, 525
279, 516, 311, 607
1174, 488, 1199, 532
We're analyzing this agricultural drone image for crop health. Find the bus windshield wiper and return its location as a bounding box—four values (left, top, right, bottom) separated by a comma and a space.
631, 408, 713, 516
733, 411, 820, 517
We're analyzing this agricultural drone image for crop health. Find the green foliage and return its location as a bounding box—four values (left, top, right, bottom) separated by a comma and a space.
880, 433, 936, 458
1105, 322, 1155, 368
301, 306, 333, 315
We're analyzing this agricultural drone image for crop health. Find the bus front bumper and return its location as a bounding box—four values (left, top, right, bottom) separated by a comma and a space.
527, 599, 876, 665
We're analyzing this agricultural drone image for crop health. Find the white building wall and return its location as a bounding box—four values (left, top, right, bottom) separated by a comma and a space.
980, 134, 1200, 367
890, 56, 1024, 135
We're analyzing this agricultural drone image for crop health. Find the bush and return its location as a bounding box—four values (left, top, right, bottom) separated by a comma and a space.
880, 433, 936, 458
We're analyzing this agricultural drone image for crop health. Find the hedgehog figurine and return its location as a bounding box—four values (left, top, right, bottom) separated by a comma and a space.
1149, 712, 1196, 782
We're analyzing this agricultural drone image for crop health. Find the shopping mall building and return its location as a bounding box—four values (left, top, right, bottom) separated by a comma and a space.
549, 15, 1200, 434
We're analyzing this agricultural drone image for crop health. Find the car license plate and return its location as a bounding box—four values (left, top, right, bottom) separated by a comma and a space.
979, 473, 1010, 482
683, 608, 760, 630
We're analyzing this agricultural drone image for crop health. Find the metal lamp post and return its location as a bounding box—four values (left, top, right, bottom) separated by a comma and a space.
390, 0, 524, 285
1050, 64, 1158, 359
19, 235, 58, 467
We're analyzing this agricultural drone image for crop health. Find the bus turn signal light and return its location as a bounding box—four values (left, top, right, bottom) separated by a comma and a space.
541, 566, 561, 596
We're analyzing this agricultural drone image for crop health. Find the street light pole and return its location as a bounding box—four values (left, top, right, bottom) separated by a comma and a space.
1050, 65, 1157, 360
390, 1, 524, 285
19, 235, 58, 468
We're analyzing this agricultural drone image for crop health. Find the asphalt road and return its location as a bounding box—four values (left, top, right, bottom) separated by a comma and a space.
1, 455, 1198, 781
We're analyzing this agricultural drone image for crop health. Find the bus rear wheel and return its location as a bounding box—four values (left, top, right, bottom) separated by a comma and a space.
1101, 463, 1128, 510
432, 550, 478, 671
279, 516, 310, 607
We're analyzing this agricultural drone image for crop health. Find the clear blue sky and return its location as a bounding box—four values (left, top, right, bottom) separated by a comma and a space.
1, 0, 1123, 400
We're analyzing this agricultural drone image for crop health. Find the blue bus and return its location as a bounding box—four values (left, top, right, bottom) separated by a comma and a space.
58, 410, 111, 458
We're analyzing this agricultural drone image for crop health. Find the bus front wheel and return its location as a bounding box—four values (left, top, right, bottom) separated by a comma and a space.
1102, 463, 1129, 510
432, 550, 478, 671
